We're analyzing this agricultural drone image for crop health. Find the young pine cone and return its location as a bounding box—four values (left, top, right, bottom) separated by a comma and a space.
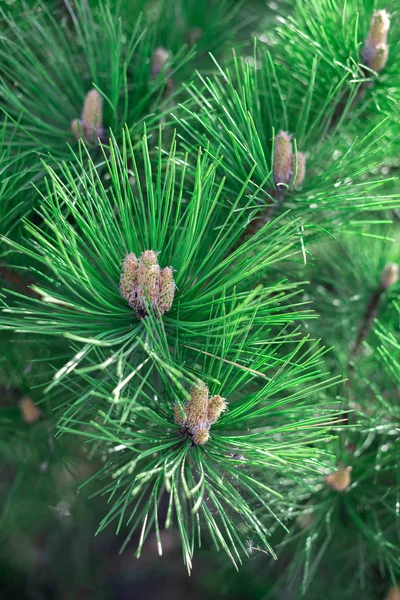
325, 467, 352, 492
174, 382, 227, 445
72, 89, 105, 144
273, 131, 306, 190
120, 250, 175, 319
361, 10, 390, 72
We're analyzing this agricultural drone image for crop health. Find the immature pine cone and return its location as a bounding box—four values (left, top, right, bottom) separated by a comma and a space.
386, 587, 400, 600
120, 250, 175, 319
325, 467, 351, 492
273, 131, 306, 190
174, 382, 227, 445
381, 263, 399, 290
361, 10, 390, 72
152, 47, 169, 75
19, 396, 42, 424
72, 88, 105, 144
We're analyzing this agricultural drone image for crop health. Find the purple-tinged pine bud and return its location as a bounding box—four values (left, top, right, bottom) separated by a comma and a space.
386, 587, 400, 600
19, 396, 41, 424
186, 382, 209, 430
187, 27, 203, 47
82, 88, 103, 140
207, 394, 227, 424
71, 118, 80, 139
366, 9, 390, 47
325, 467, 351, 492
273, 130, 294, 187
174, 403, 186, 426
136, 250, 161, 313
152, 47, 170, 76
369, 42, 389, 72
362, 10, 390, 70
72, 89, 105, 144
120, 251, 175, 319
380, 263, 399, 290
174, 383, 228, 445
159, 266, 175, 314
192, 426, 210, 446
293, 152, 307, 189
120, 253, 139, 309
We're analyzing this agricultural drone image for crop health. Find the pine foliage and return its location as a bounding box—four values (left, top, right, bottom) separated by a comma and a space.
1, 0, 400, 598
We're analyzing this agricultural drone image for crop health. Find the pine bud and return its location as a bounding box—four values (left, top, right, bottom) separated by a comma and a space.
386, 587, 400, 600
152, 47, 169, 75
381, 263, 399, 290
207, 395, 227, 424
120, 251, 175, 319
174, 382, 227, 445
173, 403, 186, 426
366, 10, 390, 48
362, 10, 390, 71
186, 382, 209, 429
120, 253, 138, 309
293, 152, 307, 189
19, 396, 41, 424
71, 118, 80, 138
72, 89, 104, 144
136, 250, 161, 312
159, 267, 175, 314
192, 426, 210, 446
82, 89, 103, 138
273, 130, 294, 187
369, 43, 389, 72
188, 27, 203, 47
325, 467, 351, 492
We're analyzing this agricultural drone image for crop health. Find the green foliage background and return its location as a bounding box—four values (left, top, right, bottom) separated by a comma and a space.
1, 1, 400, 599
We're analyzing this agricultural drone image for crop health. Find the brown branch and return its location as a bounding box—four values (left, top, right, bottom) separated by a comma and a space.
341, 263, 398, 423
241, 187, 286, 242
0, 266, 40, 298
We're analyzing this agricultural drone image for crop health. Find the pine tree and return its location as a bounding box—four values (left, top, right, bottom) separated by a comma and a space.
1, 1, 400, 598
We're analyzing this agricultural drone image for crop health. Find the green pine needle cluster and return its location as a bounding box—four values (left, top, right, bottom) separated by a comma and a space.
1, 1, 400, 598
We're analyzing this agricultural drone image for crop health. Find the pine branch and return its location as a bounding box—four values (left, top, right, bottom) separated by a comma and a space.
0, 0, 194, 176
54, 322, 340, 570
174, 45, 399, 243
0, 128, 312, 390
